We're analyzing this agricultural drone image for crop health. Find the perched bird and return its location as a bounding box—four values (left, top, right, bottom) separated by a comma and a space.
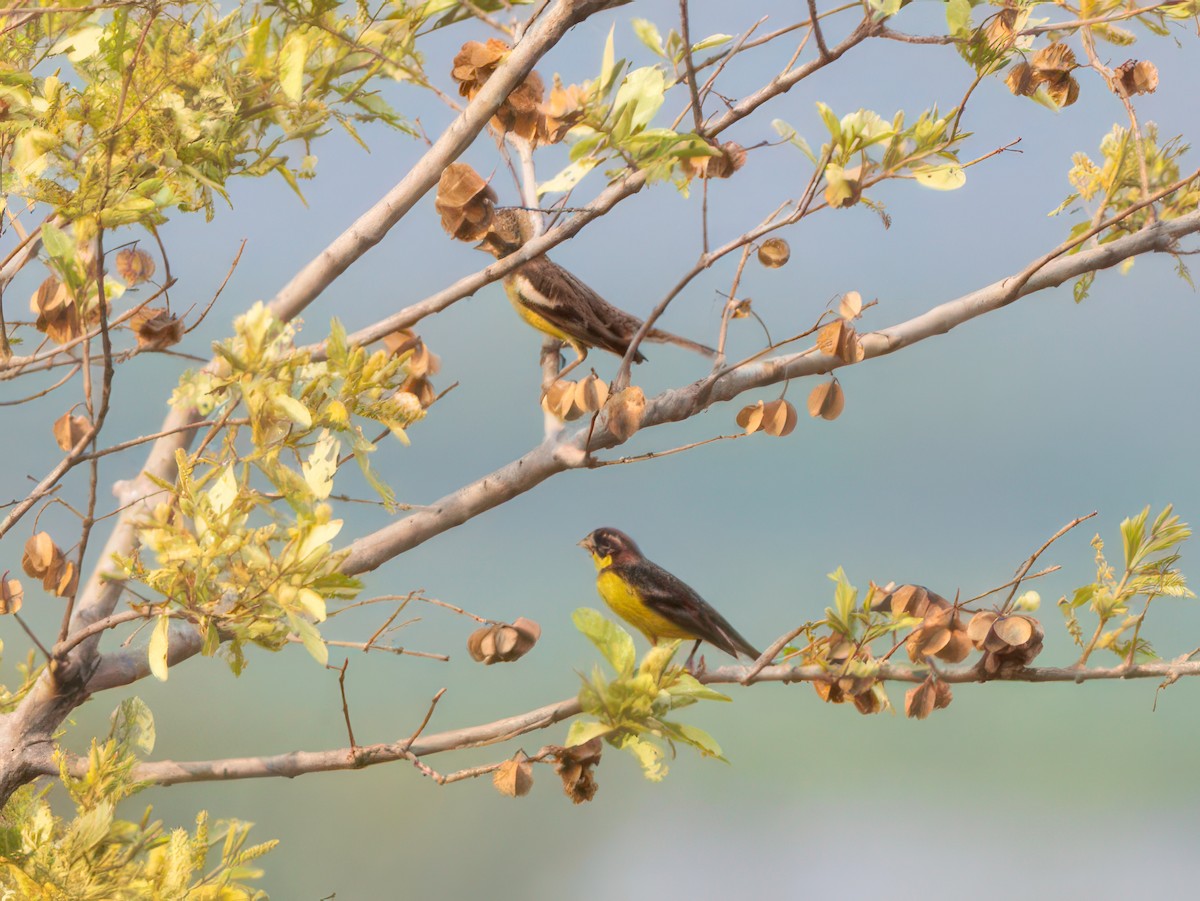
477, 209, 716, 382
578, 527, 760, 670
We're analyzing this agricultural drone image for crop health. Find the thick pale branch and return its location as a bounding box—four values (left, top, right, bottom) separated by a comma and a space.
341, 211, 1200, 575
0, 1, 629, 799
41, 656, 1200, 787
269, 0, 627, 323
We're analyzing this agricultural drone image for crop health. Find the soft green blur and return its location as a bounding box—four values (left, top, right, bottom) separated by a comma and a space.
4, 1, 1200, 898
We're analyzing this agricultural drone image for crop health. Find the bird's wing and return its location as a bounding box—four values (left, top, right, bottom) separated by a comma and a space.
622, 559, 760, 659
517, 258, 647, 362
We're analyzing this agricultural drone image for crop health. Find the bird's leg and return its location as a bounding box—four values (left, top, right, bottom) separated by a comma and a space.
540, 344, 587, 400
683, 640, 703, 675
553, 344, 588, 384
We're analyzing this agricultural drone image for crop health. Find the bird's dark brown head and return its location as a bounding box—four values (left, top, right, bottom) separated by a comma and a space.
578, 527, 642, 565
476, 207, 535, 259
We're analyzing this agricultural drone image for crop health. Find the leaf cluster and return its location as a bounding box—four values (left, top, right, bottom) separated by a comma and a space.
1060, 505, 1193, 663
0, 699, 274, 899
121, 307, 428, 674
567, 608, 730, 781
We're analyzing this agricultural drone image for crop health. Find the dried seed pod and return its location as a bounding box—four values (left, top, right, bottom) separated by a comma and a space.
115, 248, 156, 285
467, 618, 541, 665
807, 380, 845, 421
838, 291, 863, 320
130, 308, 184, 350
492, 751, 534, 797
540, 76, 588, 143
53, 412, 91, 452
736, 400, 765, 435
605, 386, 645, 440
550, 737, 602, 803
451, 38, 509, 99
574, 374, 609, 412
22, 532, 63, 581
435, 162, 498, 242
757, 238, 790, 269
0, 575, 23, 615
1112, 59, 1157, 96
760, 399, 798, 437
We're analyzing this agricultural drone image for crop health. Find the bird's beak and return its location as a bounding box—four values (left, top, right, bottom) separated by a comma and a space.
578, 535, 594, 552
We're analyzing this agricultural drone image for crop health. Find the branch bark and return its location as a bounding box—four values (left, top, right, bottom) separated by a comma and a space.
38, 655, 1200, 787
341, 210, 1200, 575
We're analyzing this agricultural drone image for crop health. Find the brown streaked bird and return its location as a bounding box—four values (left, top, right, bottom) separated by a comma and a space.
477, 208, 716, 382
579, 526, 760, 670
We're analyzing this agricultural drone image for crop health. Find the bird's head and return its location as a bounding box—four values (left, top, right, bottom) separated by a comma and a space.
578, 527, 641, 569
476, 207, 536, 259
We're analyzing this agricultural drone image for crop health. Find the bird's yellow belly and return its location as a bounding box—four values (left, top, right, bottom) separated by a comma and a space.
507, 286, 577, 346
596, 570, 696, 644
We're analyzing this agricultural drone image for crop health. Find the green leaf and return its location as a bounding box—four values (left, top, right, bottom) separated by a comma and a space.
666, 672, 731, 703
912, 164, 966, 191
617, 734, 666, 781
279, 31, 308, 102
207, 465, 238, 516
945, 0, 972, 37
109, 697, 156, 755
538, 158, 600, 196
612, 66, 667, 134
273, 394, 312, 428
1121, 506, 1150, 570
632, 18, 666, 57
302, 430, 339, 500
815, 102, 841, 144
692, 33, 733, 53
573, 607, 636, 676
148, 615, 170, 681
291, 616, 328, 665
672, 723, 725, 760
771, 118, 816, 162
566, 720, 613, 747
40, 221, 74, 263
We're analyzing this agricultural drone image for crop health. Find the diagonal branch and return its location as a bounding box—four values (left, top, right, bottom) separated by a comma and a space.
339, 208, 1200, 576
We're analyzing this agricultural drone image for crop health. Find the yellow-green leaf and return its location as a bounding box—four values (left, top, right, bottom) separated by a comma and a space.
280, 31, 308, 102
302, 430, 339, 500
148, 615, 170, 681
912, 164, 966, 191
566, 720, 613, 747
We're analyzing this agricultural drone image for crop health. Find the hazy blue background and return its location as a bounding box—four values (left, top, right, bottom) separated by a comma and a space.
3, 1, 1200, 898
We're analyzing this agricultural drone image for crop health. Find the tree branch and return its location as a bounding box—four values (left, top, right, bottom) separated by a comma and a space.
340, 209, 1200, 575
40, 655, 1200, 787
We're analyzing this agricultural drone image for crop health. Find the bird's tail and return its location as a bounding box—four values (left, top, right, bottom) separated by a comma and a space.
647, 328, 717, 358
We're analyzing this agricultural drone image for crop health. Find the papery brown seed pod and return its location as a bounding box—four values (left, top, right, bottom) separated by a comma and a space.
115, 248, 156, 285
492, 751, 534, 797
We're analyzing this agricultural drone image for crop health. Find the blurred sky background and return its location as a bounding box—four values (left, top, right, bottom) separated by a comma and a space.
4, 0, 1200, 897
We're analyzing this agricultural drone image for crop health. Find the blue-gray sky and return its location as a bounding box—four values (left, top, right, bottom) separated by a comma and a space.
3, 1, 1200, 898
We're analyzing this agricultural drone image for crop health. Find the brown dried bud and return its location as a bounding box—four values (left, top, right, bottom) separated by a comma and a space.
435, 163, 498, 242
550, 738, 602, 803
451, 38, 509, 99
493, 71, 544, 142
807, 379, 844, 421
540, 76, 589, 144
53, 411, 92, 452
905, 675, 952, 719
492, 751, 534, 797
0, 575, 23, 615
131, 308, 184, 350
605, 386, 645, 440
115, 248, 156, 285
1112, 59, 1158, 97
757, 238, 790, 269
467, 618, 541, 665
30, 277, 82, 344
